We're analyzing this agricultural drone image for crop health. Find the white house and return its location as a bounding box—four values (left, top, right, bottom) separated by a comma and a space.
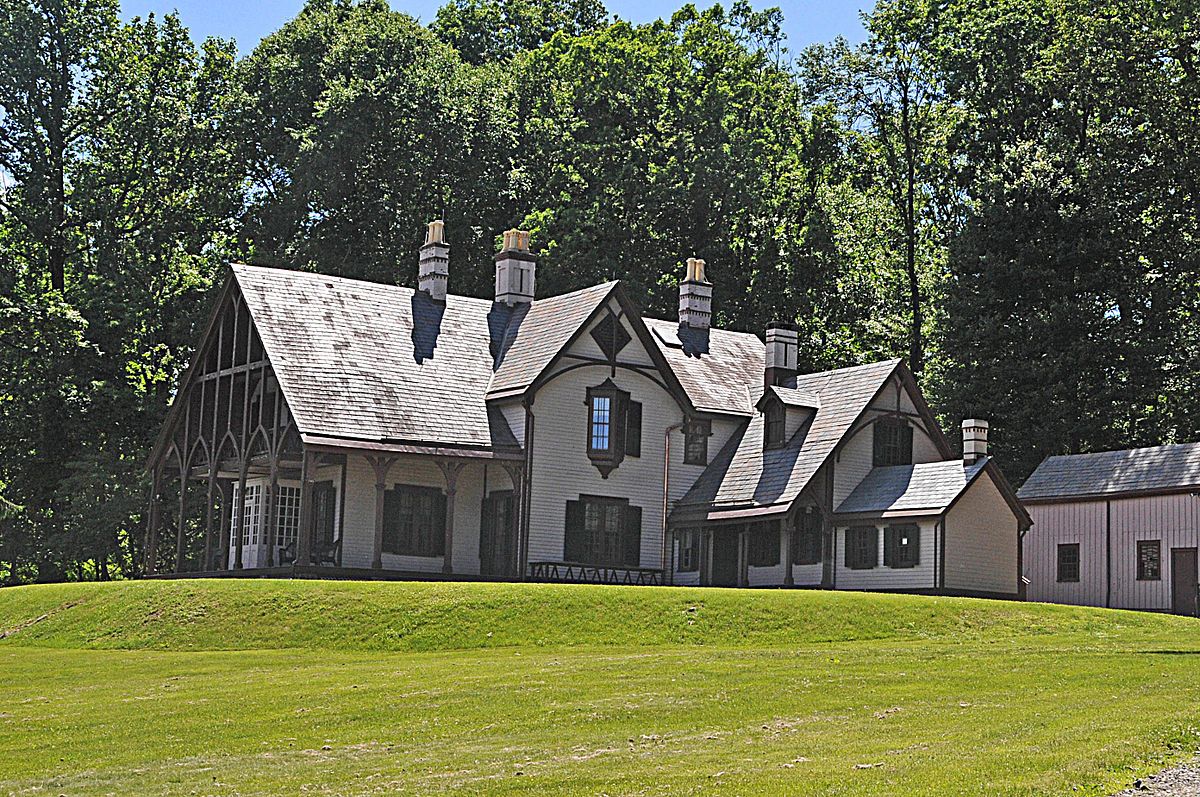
1019, 444, 1200, 616
146, 221, 1029, 597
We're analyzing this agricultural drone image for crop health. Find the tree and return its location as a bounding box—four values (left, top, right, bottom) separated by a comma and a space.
432, 0, 609, 65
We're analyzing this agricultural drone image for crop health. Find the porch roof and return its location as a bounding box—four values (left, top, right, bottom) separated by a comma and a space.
834, 459, 987, 517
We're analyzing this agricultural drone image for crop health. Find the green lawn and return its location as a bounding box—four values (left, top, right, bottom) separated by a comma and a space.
1, 580, 1198, 795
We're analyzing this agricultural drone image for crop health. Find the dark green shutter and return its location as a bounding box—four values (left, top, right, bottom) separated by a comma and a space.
884, 527, 896, 567
382, 488, 399, 554
564, 500, 585, 562
844, 529, 853, 568
626, 400, 642, 458
432, 490, 447, 556
622, 504, 642, 567
866, 527, 878, 568
900, 425, 914, 465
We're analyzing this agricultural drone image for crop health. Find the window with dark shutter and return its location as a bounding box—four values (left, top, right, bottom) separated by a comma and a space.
747, 522, 780, 567
791, 511, 822, 565
884, 524, 920, 568
625, 400, 642, 458
845, 526, 878, 570
563, 496, 642, 567
764, 400, 785, 449
1057, 543, 1080, 582
873, 419, 914, 466
1137, 540, 1161, 581
382, 484, 446, 557
677, 529, 701, 572
684, 418, 711, 465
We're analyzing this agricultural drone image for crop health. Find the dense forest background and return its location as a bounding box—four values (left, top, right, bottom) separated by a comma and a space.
0, 0, 1197, 582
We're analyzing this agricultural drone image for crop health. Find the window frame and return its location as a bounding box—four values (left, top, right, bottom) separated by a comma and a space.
683, 418, 712, 466
586, 380, 633, 476
764, 399, 786, 449
845, 525, 879, 570
382, 483, 447, 558
1136, 539, 1161, 581
564, 495, 642, 568
873, 418, 914, 467
884, 524, 920, 569
677, 529, 701, 572
1056, 542, 1080, 583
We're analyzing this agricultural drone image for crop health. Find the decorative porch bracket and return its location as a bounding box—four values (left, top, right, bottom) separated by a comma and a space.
436, 460, 468, 575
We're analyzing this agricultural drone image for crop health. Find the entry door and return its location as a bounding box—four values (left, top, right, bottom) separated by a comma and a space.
313, 482, 337, 546
1171, 548, 1199, 617
481, 491, 516, 577
710, 532, 740, 587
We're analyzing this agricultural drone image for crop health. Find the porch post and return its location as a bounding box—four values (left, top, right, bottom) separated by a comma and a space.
263, 464, 279, 568
174, 468, 189, 573
145, 466, 163, 575
295, 448, 313, 566
368, 456, 395, 570
738, 527, 748, 587
202, 464, 218, 572
500, 462, 524, 579
217, 480, 232, 570
783, 517, 794, 587
234, 462, 248, 569
436, 460, 466, 575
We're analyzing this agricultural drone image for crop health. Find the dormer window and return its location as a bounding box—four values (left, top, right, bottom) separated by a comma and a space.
873, 417, 913, 466
586, 379, 640, 477
764, 400, 785, 449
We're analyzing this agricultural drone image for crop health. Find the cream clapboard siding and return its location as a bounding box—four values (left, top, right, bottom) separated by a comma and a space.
526, 303, 689, 569
339, 454, 485, 575
833, 520, 938, 590
1024, 501, 1107, 606
1025, 493, 1200, 611
497, 399, 525, 443
943, 472, 1019, 595
831, 405, 943, 505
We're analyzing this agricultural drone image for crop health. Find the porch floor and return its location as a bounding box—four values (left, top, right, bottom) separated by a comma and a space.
148, 565, 513, 582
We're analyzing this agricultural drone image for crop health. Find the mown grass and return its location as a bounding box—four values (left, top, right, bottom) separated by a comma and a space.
1, 580, 1198, 796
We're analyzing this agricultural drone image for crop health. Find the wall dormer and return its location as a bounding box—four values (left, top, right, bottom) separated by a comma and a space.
756, 386, 820, 450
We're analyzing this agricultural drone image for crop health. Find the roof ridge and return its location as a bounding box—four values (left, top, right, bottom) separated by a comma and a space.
1042, 441, 1200, 462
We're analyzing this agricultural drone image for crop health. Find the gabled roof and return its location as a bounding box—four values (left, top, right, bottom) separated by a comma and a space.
1018, 442, 1200, 502
487, 281, 619, 398
836, 459, 987, 517
644, 319, 765, 416
234, 265, 515, 451
757, 385, 821, 412
672, 359, 903, 521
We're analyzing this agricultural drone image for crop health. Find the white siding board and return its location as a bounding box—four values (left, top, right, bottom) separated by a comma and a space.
943, 472, 1019, 595
1024, 501, 1108, 607
833, 520, 938, 591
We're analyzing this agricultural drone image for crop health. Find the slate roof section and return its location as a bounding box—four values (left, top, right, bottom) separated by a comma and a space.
836, 459, 987, 516
644, 318, 765, 415
760, 385, 821, 410
233, 264, 515, 450
1018, 443, 1200, 501
487, 281, 619, 398
672, 359, 902, 520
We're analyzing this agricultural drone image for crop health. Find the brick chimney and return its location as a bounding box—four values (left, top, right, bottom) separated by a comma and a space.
764, 322, 798, 388
678, 257, 712, 329
963, 419, 989, 465
494, 229, 536, 305
418, 220, 449, 301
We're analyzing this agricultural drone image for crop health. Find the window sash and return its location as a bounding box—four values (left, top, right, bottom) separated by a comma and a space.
590, 395, 612, 452
873, 419, 914, 467
845, 526, 878, 570
677, 530, 701, 572
765, 403, 785, 448
383, 485, 446, 557
884, 524, 920, 569
792, 512, 822, 566
1136, 540, 1161, 581
1056, 543, 1080, 582
684, 419, 711, 465
565, 497, 641, 567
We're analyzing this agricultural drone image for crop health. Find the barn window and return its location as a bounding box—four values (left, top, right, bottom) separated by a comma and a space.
383, 485, 446, 557
1136, 540, 1161, 581
845, 526, 878, 570
791, 511, 822, 565
683, 418, 711, 465
884, 524, 920, 568
565, 496, 641, 567
747, 522, 780, 567
677, 529, 701, 572
1056, 543, 1080, 582
873, 419, 914, 466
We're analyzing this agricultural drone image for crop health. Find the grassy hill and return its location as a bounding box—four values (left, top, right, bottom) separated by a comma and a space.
1, 580, 1198, 796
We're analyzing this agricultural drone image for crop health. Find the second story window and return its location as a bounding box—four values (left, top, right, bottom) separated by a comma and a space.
590, 394, 612, 451
684, 418, 711, 465
586, 379, 639, 476
764, 400, 785, 449
873, 418, 914, 466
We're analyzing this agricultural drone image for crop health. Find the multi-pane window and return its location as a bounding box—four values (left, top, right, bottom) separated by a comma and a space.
274, 486, 301, 548
1137, 540, 1161, 581
383, 485, 447, 557
677, 530, 701, 572
747, 522, 780, 567
590, 394, 612, 451
1057, 543, 1080, 582
791, 511, 822, 566
764, 401, 785, 448
873, 419, 914, 466
884, 524, 920, 568
564, 496, 641, 567
684, 419, 711, 465
231, 483, 262, 547
845, 526, 878, 570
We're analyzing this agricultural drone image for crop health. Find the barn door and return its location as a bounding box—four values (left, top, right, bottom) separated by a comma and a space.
1171, 548, 1198, 617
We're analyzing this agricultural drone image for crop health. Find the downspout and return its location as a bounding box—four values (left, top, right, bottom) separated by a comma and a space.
520, 399, 535, 580
1105, 500, 1112, 608
662, 421, 684, 586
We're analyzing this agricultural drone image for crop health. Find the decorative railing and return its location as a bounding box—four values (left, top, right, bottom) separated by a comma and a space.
527, 561, 664, 586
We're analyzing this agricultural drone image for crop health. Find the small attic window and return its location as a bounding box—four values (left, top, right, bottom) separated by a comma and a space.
873, 418, 913, 466
590, 311, 631, 362
764, 399, 785, 449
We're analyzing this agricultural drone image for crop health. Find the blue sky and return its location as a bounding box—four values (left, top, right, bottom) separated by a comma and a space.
120, 0, 869, 55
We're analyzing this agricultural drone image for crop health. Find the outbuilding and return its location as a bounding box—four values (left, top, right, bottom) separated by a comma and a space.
1019, 444, 1200, 616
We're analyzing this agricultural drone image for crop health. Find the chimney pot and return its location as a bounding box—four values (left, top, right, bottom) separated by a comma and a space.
418, 219, 450, 301
495, 228, 536, 305
962, 418, 989, 465
678, 258, 712, 329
